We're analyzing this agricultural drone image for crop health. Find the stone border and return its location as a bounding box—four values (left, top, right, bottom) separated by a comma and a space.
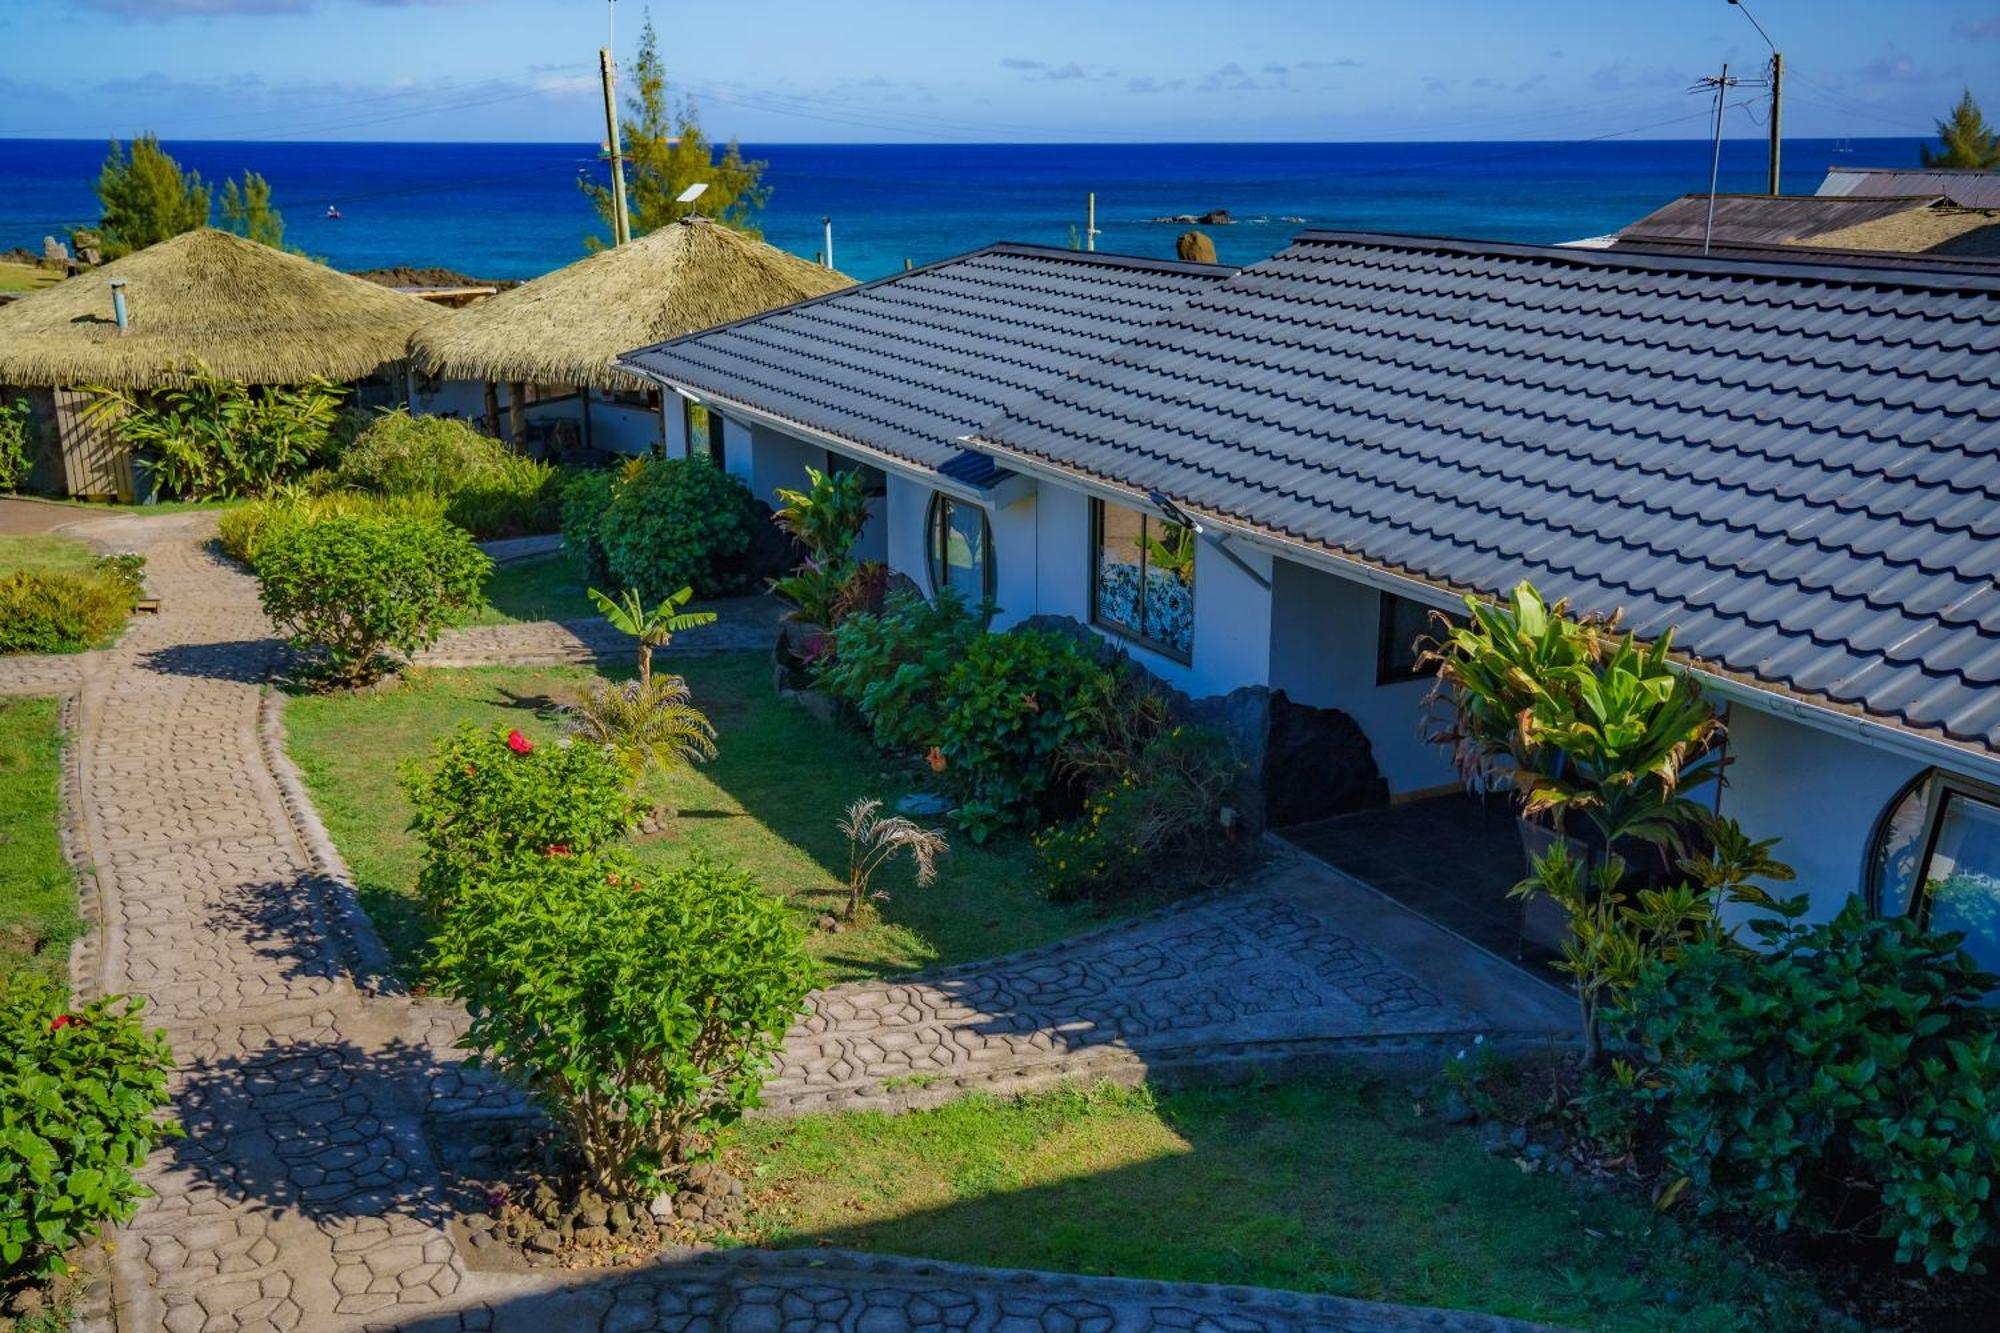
257, 687, 403, 995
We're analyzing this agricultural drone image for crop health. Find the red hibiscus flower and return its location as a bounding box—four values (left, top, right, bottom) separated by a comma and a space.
50, 1014, 79, 1032
546, 843, 571, 857
926, 746, 947, 773
506, 729, 534, 755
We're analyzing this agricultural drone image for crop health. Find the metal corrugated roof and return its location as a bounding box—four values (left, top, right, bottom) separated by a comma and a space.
969, 230, 2000, 755
1818, 166, 2000, 209
1615, 192, 1946, 247
618, 243, 1234, 485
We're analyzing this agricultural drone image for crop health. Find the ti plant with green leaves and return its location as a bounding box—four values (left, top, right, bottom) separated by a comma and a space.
772, 466, 872, 566
588, 585, 716, 688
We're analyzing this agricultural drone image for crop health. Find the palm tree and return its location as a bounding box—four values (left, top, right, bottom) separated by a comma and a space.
837, 798, 948, 920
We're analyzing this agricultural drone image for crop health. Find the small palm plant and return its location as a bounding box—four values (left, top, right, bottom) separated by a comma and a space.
561, 673, 718, 785
588, 585, 716, 687
837, 798, 949, 921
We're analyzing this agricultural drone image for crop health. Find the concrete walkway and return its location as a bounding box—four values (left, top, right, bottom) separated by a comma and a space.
0, 514, 1568, 1333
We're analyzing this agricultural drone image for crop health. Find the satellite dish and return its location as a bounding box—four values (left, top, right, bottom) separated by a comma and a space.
676, 182, 710, 203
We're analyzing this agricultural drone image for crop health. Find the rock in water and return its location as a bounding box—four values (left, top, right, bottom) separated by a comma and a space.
1176, 230, 1218, 263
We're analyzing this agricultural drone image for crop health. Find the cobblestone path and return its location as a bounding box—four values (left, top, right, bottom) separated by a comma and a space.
2, 515, 1564, 1333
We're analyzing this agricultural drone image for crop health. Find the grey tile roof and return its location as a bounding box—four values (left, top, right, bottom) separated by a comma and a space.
618, 243, 1233, 486
969, 230, 2000, 756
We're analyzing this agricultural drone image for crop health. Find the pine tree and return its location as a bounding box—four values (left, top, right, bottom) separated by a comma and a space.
219, 171, 287, 250
581, 12, 770, 250
1920, 89, 2000, 169
94, 134, 212, 259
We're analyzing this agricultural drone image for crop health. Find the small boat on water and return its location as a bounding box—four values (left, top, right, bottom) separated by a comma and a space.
326, 205, 342, 220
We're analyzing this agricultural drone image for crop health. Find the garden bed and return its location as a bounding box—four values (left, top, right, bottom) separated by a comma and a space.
0, 697, 76, 989
283, 656, 1110, 983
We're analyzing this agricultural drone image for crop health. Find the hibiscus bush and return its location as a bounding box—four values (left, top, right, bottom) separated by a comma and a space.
256, 513, 489, 685
935, 628, 1113, 841
0, 978, 178, 1282
401, 723, 634, 915
1613, 900, 2000, 1276
429, 849, 815, 1199
817, 588, 987, 751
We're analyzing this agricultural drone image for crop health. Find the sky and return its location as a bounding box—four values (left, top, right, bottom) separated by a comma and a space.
0, 0, 1992, 144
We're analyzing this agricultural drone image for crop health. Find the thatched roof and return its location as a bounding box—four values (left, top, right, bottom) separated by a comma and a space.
0, 228, 443, 390
410, 217, 853, 391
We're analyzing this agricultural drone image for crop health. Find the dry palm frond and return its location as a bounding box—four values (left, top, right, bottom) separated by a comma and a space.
409, 216, 853, 392
837, 797, 949, 921
0, 228, 441, 390
560, 674, 718, 787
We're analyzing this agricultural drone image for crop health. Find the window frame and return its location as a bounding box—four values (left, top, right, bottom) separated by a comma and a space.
925, 491, 995, 604
1088, 496, 1195, 664
1867, 767, 2000, 934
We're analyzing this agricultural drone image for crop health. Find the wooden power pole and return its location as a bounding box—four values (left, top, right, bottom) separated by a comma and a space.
599, 47, 632, 245
1766, 51, 1783, 195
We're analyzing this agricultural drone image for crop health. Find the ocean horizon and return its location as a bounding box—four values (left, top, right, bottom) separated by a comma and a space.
0, 136, 1923, 282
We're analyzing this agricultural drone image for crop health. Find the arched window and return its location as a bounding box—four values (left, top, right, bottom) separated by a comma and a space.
1869, 769, 2000, 975
926, 492, 993, 603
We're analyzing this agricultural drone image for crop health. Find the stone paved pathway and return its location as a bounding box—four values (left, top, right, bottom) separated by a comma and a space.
417, 595, 782, 670
0, 514, 1568, 1333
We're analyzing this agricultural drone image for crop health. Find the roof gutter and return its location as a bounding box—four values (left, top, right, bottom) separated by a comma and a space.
615, 360, 998, 505
968, 438, 2000, 788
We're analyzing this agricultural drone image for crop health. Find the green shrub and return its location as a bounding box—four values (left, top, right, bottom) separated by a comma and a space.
83, 363, 345, 500
0, 397, 35, 493
256, 514, 489, 685
560, 468, 618, 587
1615, 899, 2000, 1275
936, 629, 1113, 842
772, 465, 870, 565
1037, 719, 1242, 904
819, 589, 986, 750
333, 410, 561, 538
0, 556, 144, 655
402, 722, 634, 914
217, 490, 445, 570
600, 458, 757, 602
430, 849, 815, 1199
0, 977, 178, 1280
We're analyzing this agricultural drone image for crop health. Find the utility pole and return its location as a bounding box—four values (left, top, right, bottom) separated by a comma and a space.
1766, 50, 1783, 194
1086, 192, 1099, 252
822, 216, 834, 271
1727, 1, 1783, 194
599, 47, 631, 246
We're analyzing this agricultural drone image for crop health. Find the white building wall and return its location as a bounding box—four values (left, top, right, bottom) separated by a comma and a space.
1266, 559, 1457, 797
413, 379, 488, 424
584, 393, 664, 456
1716, 706, 1927, 923
743, 422, 822, 508
885, 474, 929, 582
988, 488, 1038, 628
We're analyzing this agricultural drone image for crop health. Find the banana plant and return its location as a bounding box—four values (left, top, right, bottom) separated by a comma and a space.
587, 585, 716, 687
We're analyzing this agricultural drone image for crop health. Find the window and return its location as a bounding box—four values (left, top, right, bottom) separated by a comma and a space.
683, 399, 711, 461
926, 492, 993, 602
1376, 592, 1460, 684
1090, 497, 1195, 661
1870, 771, 2000, 976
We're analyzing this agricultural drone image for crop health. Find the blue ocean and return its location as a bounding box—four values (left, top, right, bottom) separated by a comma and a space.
0, 137, 1921, 282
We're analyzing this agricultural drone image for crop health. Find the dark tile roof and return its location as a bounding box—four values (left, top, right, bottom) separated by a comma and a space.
618, 243, 1233, 486
969, 230, 2000, 755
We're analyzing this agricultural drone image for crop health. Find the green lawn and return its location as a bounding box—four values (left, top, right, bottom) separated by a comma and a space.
465, 553, 596, 626
284, 655, 1102, 983
0, 697, 79, 988
729, 1079, 1829, 1333
0, 533, 95, 576
0, 260, 65, 294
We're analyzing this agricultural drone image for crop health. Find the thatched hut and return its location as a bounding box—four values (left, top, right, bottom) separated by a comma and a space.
408, 216, 851, 457
0, 228, 442, 499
